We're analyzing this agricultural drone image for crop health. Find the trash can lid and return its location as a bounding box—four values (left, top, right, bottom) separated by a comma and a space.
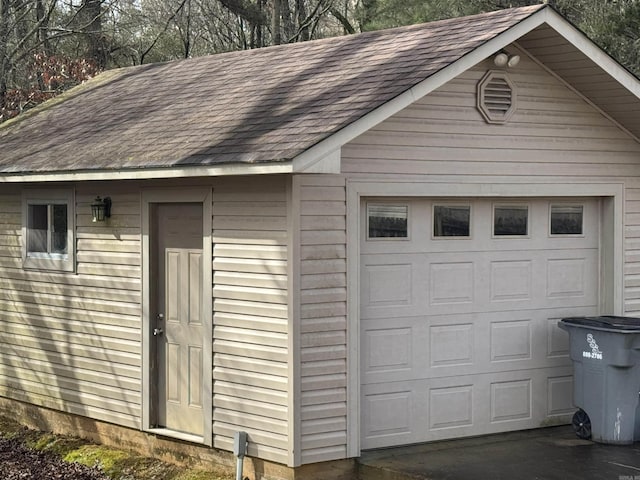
561, 315, 640, 331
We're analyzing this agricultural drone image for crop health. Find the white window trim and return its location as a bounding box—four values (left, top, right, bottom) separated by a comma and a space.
22, 189, 75, 272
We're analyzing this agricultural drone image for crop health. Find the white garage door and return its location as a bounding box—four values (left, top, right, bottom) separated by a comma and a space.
360, 197, 600, 449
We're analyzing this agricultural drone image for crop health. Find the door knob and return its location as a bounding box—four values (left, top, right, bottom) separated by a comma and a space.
153, 328, 164, 336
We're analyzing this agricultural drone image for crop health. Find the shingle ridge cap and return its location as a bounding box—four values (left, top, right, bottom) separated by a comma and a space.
357, 3, 547, 35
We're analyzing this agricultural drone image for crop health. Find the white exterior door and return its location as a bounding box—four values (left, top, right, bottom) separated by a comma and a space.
360, 197, 600, 449
155, 203, 205, 436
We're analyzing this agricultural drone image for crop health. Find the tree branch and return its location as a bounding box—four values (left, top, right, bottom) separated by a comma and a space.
140, 0, 188, 63
329, 6, 355, 34
218, 0, 268, 26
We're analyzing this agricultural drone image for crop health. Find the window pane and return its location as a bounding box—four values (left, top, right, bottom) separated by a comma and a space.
494, 206, 528, 236
551, 205, 583, 235
22, 191, 73, 272
52, 204, 68, 254
368, 204, 408, 238
434, 205, 470, 237
27, 204, 48, 253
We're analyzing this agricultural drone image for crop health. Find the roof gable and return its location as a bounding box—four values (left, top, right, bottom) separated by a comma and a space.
0, 4, 638, 181
518, 20, 640, 139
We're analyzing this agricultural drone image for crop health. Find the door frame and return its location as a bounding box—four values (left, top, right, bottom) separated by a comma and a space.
345, 179, 624, 457
141, 187, 213, 445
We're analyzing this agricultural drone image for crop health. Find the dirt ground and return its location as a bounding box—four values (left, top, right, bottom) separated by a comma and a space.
0, 418, 233, 480
0, 435, 109, 480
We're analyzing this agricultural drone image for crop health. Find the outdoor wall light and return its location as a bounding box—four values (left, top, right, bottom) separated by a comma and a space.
494, 52, 520, 68
91, 196, 112, 222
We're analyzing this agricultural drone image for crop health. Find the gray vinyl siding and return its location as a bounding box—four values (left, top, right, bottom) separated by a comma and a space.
211, 176, 290, 464
293, 53, 640, 462
0, 176, 293, 465
297, 175, 348, 464
624, 187, 640, 312
343, 73, 640, 177
342, 55, 640, 319
0, 184, 142, 428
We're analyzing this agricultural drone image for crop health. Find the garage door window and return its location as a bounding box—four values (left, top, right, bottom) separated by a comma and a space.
493, 204, 528, 236
550, 205, 583, 235
433, 205, 470, 237
368, 204, 408, 238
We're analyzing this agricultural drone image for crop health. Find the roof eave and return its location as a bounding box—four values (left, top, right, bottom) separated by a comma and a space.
0, 161, 294, 182
543, 11, 640, 100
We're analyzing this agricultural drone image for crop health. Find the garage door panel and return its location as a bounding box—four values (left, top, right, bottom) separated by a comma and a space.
429, 322, 475, 368
362, 388, 415, 442
490, 378, 532, 423
470, 310, 575, 371
361, 254, 428, 318
545, 252, 598, 303
362, 310, 578, 385
429, 384, 474, 430
362, 379, 465, 448
429, 260, 476, 305
546, 316, 571, 358
362, 250, 598, 320
425, 252, 483, 316
490, 259, 533, 302
490, 318, 532, 362
361, 316, 429, 384
361, 366, 575, 448
428, 254, 597, 315
547, 374, 575, 417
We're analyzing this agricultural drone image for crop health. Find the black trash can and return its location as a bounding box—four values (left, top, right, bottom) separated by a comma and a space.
559, 316, 640, 444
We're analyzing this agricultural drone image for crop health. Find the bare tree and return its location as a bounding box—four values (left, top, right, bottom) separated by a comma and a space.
0, 0, 58, 109
77, 0, 108, 68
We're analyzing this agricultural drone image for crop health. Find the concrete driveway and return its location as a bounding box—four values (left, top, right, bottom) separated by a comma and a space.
358, 426, 640, 480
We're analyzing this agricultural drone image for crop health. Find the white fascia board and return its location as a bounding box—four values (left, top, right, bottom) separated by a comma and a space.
544, 11, 640, 100
0, 161, 293, 182
291, 9, 550, 174
296, 148, 341, 173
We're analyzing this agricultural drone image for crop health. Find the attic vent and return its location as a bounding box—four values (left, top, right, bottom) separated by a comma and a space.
477, 71, 516, 124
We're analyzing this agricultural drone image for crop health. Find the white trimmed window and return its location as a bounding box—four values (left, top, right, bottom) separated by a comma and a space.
22, 189, 75, 272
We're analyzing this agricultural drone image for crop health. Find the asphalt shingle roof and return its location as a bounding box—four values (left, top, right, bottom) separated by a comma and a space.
0, 5, 545, 175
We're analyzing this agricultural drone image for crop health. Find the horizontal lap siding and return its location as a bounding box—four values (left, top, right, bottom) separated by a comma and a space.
0, 186, 142, 428
343, 62, 640, 173
212, 176, 290, 464
624, 185, 640, 312
342, 57, 640, 315
298, 176, 348, 464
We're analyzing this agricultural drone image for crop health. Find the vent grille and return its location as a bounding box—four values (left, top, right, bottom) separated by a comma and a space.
477, 71, 516, 124
484, 77, 512, 114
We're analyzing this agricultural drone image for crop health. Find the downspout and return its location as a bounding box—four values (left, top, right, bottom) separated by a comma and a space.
233, 431, 248, 480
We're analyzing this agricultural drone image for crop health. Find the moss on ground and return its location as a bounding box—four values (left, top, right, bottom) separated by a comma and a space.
0, 416, 233, 480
